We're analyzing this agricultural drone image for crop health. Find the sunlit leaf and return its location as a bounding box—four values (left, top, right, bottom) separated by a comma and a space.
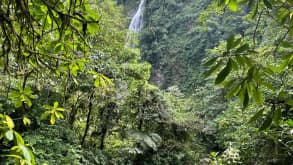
5, 115, 15, 129
5, 130, 14, 141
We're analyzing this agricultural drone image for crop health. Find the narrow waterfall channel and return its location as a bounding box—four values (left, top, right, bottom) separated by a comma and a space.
129, 0, 145, 32
126, 0, 145, 47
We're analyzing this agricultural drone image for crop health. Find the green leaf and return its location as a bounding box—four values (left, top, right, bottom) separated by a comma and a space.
23, 117, 31, 126
259, 115, 272, 131
204, 57, 218, 66
243, 88, 249, 109
229, 0, 238, 12
215, 59, 232, 84
5, 115, 15, 129
235, 44, 249, 53
5, 130, 14, 141
252, 1, 259, 19
263, 0, 272, 9
253, 88, 263, 105
203, 62, 221, 78
233, 38, 242, 48
225, 82, 241, 98
247, 66, 255, 81
14, 131, 24, 145
24, 95, 32, 107
261, 81, 275, 91
287, 119, 293, 127
53, 102, 59, 108
273, 109, 281, 125
235, 55, 244, 65
19, 145, 33, 163
54, 43, 63, 53
226, 35, 235, 51
243, 56, 253, 66
55, 111, 64, 119
50, 114, 56, 125
217, 0, 225, 6
248, 108, 265, 123
41, 111, 51, 120
230, 58, 239, 70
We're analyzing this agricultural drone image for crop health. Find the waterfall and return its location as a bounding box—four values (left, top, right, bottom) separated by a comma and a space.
129, 0, 145, 32
126, 0, 145, 47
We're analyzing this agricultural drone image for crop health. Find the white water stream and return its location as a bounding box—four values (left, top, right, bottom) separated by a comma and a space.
125, 0, 145, 47
129, 0, 145, 32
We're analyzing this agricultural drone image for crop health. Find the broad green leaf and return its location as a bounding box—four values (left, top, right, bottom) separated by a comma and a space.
233, 38, 242, 48
55, 111, 64, 119
243, 88, 249, 108
50, 114, 56, 125
263, 0, 272, 9
5, 130, 14, 141
54, 43, 63, 53
23, 117, 31, 126
53, 102, 59, 108
6, 154, 23, 160
287, 119, 293, 127
19, 145, 33, 163
229, 0, 238, 12
261, 81, 275, 91
230, 58, 239, 70
259, 115, 272, 131
285, 99, 293, 107
56, 108, 65, 111
225, 82, 241, 98
215, 59, 232, 84
226, 35, 235, 51
14, 131, 24, 145
253, 88, 263, 105
41, 111, 51, 120
217, 0, 225, 6
203, 62, 222, 78
5, 115, 15, 129
243, 56, 253, 66
252, 1, 259, 19
273, 109, 281, 125
204, 57, 218, 66
24, 95, 32, 107
235, 44, 249, 53
235, 55, 245, 66
248, 108, 265, 123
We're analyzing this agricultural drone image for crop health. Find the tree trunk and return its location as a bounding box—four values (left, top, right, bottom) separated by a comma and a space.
81, 90, 94, 146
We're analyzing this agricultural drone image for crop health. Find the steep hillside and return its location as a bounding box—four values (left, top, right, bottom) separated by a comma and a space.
136, 0, 248, 93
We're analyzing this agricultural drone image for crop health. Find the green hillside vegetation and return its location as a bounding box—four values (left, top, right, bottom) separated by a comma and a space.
0, 0, 292, 164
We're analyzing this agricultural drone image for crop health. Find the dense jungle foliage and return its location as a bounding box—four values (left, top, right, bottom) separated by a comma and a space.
0, 0, 293, 164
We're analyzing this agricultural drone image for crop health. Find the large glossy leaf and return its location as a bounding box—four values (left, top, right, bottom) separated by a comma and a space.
215, 59, 232, 84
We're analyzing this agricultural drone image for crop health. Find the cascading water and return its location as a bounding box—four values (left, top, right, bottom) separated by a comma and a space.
129, 0, 145, 32
126, 0, 145, 47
